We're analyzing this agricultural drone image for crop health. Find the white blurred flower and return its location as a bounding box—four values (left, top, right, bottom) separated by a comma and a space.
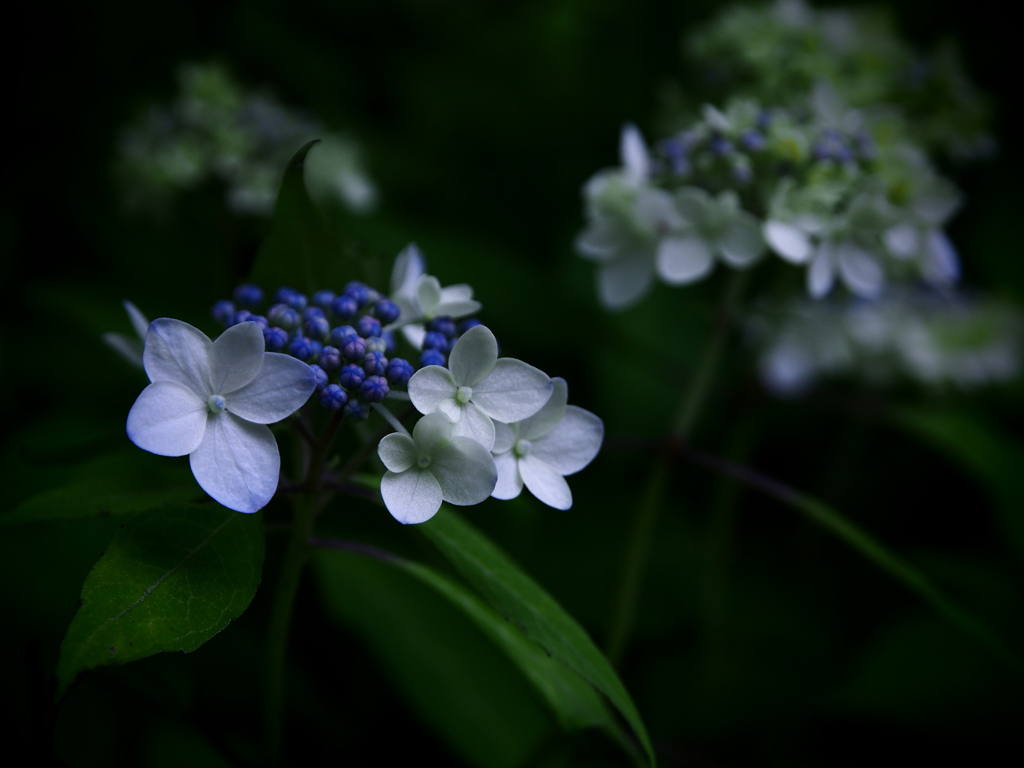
377, 412, 497, 524
103, 300, 150, 369
490, 378, 603, 510
408, 325, 553, 450
126, 319, 316, 513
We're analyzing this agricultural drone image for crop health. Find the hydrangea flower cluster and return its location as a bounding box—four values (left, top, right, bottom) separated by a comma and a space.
116, 62, 377, 216
685, 0, 994, 163
749, 291, 1024, 395
575, 85, 963, 309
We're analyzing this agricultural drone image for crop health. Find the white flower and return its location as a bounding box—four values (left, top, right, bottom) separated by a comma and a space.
657, 187, 765, 285
407, 325, 553, 450
377, 412, 497, 524
389, 243, 481, 348
490, 378, 603, 510
882, 175, 963, 288
575, 124, 682, 310
126, 319, 317, 513
806, 193, 893, 299
103, 300, 150, 368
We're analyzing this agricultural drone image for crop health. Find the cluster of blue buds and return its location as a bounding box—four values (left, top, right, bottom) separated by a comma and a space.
211, 281, 414, 421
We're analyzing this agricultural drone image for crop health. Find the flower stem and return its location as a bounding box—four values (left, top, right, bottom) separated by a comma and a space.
371, 402, 410, 435
264, 410, 344, 763
605, 270, 749, 664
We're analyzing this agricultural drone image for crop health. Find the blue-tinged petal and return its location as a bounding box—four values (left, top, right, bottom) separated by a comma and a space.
518, 377, 566, 440
378, 433, 418, 473
491, 420, 518, 455
381, 468, 442, 524
391, 242, 426, 298
408, 365, 457, 415
127, 380, 208, 457
412, 412, 455, 455
764, 220, 811, 264
838, 242, 884, 299
598, 250, 655, 310
416, 275, 443, 317
448, 325, 498, 387
103, 332, 144, 369
189, 413, 279, 513
491, 452, 523, 500
921, 229, 960, 286
124, 300, 150, 341
431, 436, 498, 506
657, 236, 714, 285
808, 243, 836, 299
143, 318, 212, 394
719, 213, 765, 268
209, 321, 265, 394
530, 406, 604, 476
451, 402, 495, 451
620, 123, 650, 185
520, 455, 573, 510
226, 352, 316, 424
472, 359, 553, 424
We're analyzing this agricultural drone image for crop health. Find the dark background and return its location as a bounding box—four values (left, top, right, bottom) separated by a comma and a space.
4, 1, 1023, 766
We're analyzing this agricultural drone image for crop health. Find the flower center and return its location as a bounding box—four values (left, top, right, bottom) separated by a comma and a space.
513, 439, 532, 458
207, 394, 227, 414
417, 454, 432, 469
455, 386, 473, 405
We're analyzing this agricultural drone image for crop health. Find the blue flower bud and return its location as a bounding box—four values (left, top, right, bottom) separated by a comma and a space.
274, 286, 307, 311
710, 136, 734, 157
228, 309, 252, 327
319, 383, 348, 411
740, 130, 765, 152
342, 336, 367, 362
312, 289, 336, 309
356, 315, 382, 339
288, 335, 316, 362
339, 363, 366, 389
211, 300, 236, 324
386, 357, 414, 386
246, 314, 269, 330
423, 331, 449, 353
343, 398, 369, 421
457, 318, 482, 336
360, 375, 390, 403
426, 316, 456, 338
330, 294, 359, 320
363, 350, 388, 376
303, 315, 330, 341
263, 326, 289, 352
328, 325, 358, 347
309, 364, 329, 392
372, 298, 401, 324
365, 336, 388, 353
233, 284, 264, 308
382, 330, 396, 356
268, 303, 300, 331
343, 281, 373, 307
420, 349, 446, 367
319, 345, 342, 371
303, 306, 326, 322
732, 162, 753, 184
309, 340, 323, 361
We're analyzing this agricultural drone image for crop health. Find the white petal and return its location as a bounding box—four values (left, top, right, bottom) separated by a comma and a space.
838, 242, 884, 299
408, 366, 457, 415
472, 359, 553, 423
412, 411, 455, 455
597, 252, 655, 310
491, 452, 524, 500
391, 242, 426, 298
674, 187, 712, 224
656, 236, 714, 285
575, 219, 624, 261
883, 223, 920, 259
430, 436, 498, 505
439, 284, 474, 303
378, 433, 418, 473
381, 469, 443, 524
103, 333, 144, 369
519, 377, 567, 440
808, 244, 836, 299
921, 229, 960, 286
401, 324, 427, 350
416, 275, 443, 316
519, 455, 573, 510
491, 421, 517, 454
448, 325, 498, 386
435, 298, 482, 319
143, 318, 212, 394
718, 214, 765, 268
620, 123, 650, 185
127, 381, 208, 457
189, 413, 279, 513
209, 321, 266, 394
437, 397, 462, 422
226, 353, 316, 423
530, 406, 604, 476
124, 300, 150, 341
764, 220, 811, 264
451, 402, 496, 450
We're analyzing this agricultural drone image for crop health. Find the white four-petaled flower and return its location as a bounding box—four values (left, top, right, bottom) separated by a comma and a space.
377, 412, 497, 524
126, 319, 317, 513
491, 378, 604, 510
407, 325, 553, 450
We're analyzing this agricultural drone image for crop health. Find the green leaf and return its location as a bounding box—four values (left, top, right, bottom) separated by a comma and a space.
893, 406, 1024, 558
247, 141, 355, 294
419, 507, 656, 766
55, 503, 264, 697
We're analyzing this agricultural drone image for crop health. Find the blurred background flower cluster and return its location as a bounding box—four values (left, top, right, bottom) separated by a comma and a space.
4, 1, 1023, 765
